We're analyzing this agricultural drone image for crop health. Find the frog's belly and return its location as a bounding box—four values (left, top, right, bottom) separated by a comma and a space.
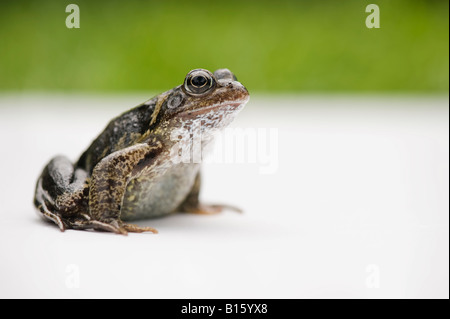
120, 163, 200, 221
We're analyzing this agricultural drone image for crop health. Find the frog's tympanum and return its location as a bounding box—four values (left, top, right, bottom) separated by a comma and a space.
34, 69, 249, 234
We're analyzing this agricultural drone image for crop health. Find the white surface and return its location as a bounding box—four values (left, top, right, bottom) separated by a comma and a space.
0, 94, 448, 298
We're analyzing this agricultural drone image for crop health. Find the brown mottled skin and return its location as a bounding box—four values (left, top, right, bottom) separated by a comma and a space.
34, 69, 249, 234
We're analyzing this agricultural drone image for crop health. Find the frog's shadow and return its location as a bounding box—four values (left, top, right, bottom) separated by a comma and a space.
134, 212, 233, 233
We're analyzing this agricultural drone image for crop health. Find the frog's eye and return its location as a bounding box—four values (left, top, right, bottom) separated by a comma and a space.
184, 69, 216, 95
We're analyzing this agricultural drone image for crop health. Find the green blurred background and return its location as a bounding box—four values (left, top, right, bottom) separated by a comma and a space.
0, 0, 448, 93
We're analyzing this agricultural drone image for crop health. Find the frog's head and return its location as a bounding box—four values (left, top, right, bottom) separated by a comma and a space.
157, 68, 249, 133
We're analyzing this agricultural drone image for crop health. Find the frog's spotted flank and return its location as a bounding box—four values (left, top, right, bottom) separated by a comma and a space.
34, 68, 249, 235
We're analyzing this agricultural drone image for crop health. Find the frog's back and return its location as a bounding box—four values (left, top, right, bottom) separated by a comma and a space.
76, 99, 158, 173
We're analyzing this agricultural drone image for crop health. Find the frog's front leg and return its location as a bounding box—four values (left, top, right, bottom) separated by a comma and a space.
87, 143, 162, 235
177, 171, 242, 215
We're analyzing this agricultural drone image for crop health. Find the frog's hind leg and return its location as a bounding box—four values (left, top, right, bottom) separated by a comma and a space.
34, 155, 89, 232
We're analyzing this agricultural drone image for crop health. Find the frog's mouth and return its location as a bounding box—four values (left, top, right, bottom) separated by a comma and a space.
180, 98, 249, 118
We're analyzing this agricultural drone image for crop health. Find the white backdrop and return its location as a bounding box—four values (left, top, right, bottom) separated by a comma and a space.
0, 94, 448, 298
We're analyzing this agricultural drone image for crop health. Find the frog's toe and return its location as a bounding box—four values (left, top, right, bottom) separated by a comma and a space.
69, 219, 128, 235
92, 220, 129, 235
66, 217, 157, 235
37, 203, 66, 232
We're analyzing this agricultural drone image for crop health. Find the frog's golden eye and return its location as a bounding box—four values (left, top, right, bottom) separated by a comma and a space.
183, 69, 216, 95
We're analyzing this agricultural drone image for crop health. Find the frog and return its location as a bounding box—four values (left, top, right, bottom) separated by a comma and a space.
33, 68, 249, 235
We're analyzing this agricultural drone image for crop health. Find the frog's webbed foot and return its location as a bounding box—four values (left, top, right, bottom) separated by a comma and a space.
122, 223, 158, 234
69, 218, 125, 235
183, 203, 243, 215
178, 172, 243, 215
